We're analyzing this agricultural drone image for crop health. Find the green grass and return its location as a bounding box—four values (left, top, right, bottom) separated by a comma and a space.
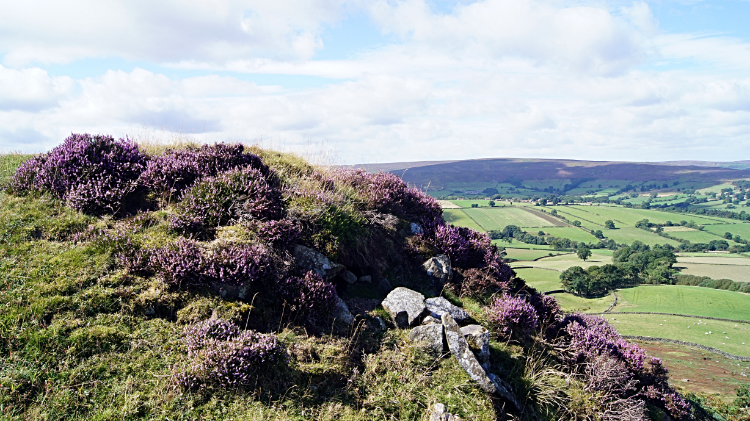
511, 253, 610, 271
0, 153, 32, 187
539, 227, 599, 243
552, 293, 614, 313
662, 227, 738, 245
503, 248, 564, 261
603, 227, 681, 247
513, 268, 563, 292
616, 285, 750, 321
703, 223, 750, 240
606, 313, 750, 357
493, 240, 553, 250
443, 209, 484, 232
677, 261, 750, 283
463, 207, 554, 230
449, 199, 496, 208
697, 183, 736, 194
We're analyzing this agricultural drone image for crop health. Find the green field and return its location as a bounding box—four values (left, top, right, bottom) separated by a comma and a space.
606, 313, 750, 357
549, 206, 612, 227
449, 200, 497, 208
677, 262, 750, 283
463, 207, 555, 230
443, 209, 484, 231
503, 248, 564, 261
553, 292, 614, 313
616, 285, 750, 321
0, 153, 31, 186
703, 223, 750, 240
512, 252, 610, 271
662, 226, 738, 245
514, 267, 564, 292
603, 227, 681, 247
540, 227, 599, 243
493, 240, 553, 250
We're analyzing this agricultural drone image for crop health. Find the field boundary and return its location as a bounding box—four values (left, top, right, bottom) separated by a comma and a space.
623, 336, 750, 361
589, 311, 750, 325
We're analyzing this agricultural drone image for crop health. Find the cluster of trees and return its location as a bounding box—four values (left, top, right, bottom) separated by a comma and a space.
674, 274, 750, 294
488, 225, 550, 245
559, 242, 677, 296
633, 218, 750, 253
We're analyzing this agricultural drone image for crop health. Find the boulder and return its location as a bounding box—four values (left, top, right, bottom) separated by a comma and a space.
381, 287, 428, 328
408, 324, 445, 355
332, 296, 354, 325
429, 403, 463, 421
441, 314, 497, 394
488, 373, 523, 412
460, 324, 490, 366
426, 297, 470, 322
423, 255, 452, 284
376, 277, 393, 295
341, 270, 358, 284
358, 275, 372, 283
410, 222, 424, 235
422, 315, 440, 325
293, 245, 345, 279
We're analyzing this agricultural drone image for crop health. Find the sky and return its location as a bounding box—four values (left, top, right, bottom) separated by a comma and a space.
1, 0, 749, 164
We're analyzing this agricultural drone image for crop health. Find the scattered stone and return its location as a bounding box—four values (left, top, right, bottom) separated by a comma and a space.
381, 287, 428, 328
293, 244, 345, 279
377, 277, 393, 295
422, 315, 440, 325
429, 403, 463, 421
358, 275, 372, 283
332, 296, 354, 325
211, 282, 251, 300
423, 255, 452, 284
410, 222, 424, 235
409, 324, 445, 355
460, 324, 490, 366
341, 270, 358, 284
426, 297, 470, 322
442, 313, 496, 394
375, 316, 387, 330
488, 373, 522, 412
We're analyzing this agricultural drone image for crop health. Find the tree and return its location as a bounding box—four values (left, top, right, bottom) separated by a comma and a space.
560, 266, 589, 295
725, 232, 734, 240
577, 246, 592, 261
593, 230, 604, 239
471, 203, 479, 208
604, 220, 615, 229
488, 200, 495, 207
572, 220, 581, 227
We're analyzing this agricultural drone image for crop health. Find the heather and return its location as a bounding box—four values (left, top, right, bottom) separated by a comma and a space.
0, 138, 702, 420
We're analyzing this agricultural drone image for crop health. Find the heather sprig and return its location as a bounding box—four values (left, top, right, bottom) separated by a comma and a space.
486, 294, 539, 340
254, 219, 301, 249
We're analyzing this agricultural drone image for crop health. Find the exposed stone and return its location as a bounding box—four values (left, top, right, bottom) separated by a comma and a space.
410, 222, 424, 235
341, 270, 358, 284
211, 282, 250, 300
375, 316, 387, 330
422, 315, 440, 325
358, 275, 372, 283
460, 324, 490, 366
442, 314, 497, 394
426, 297, 470, 322
381, 287, 428, 328
429, 403, 463, 421
408, 324, 445, 355
376, 277, 393, 295
488, 373, 523, 412
332, 296, 354, 325
423, 255, 452, 284
293, 244, 345, 279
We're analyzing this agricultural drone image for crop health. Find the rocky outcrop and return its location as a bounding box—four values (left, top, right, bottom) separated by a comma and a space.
358, 275, 372, 283
442, 313, 497, 394
460, 324, 490, 367
426, 297, 470, 322
332, 296, 354, 325
429, 403, 463, 421
423, 255, 452, 284
340, 270, 357, 284
408, 324, 445, 355
293, 245, 345, 279
381, 287, 428, 328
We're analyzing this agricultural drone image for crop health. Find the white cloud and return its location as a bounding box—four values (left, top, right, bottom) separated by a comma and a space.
0, 65, 74, 111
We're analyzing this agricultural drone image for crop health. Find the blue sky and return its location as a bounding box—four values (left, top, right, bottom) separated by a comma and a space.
1, 0, 749, 164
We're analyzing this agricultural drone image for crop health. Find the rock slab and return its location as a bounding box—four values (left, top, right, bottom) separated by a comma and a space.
426, 297, 470, 322
341, 270, 358, 284
293, 245, 345, 279
381, 287, 427, 328
460, 324, 490, 366
408, 324, 445, 355
442, 313, 497, 394
429, 403, 463, 421
332, 296, 354, 325
423, 255, 452, 284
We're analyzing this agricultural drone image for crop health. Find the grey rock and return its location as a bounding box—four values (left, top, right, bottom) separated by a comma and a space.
426, 297, 470, 322
410, 222, 424, 235
460, 324, 490, 366
341, 270, 358, 284
422, 315, 440, 325
423, 255, 452, 284
381, 287, 428, 328
211, 283, 251, 300
441, 313, 497, 394
358, 275, 372, 283
375, 316, 387, 330
333, 296, 354, 325
429, 403, 463, 421
293, 244, 345, 279
488, 373, 522, 412
408, 324, 445, 355
376, 277, 393, 295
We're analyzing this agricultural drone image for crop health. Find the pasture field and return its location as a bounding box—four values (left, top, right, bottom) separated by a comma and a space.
513, 267, 563, 292
0, 153, 31, 186
449, 199, 495, 208
552, 292, 614, 313
438, 200, 461, 209
572, 206, 733, 226
493, 240, 553, 250
605, 313, 750, 357
703, 223, 750, 239
443, 209, 484, 232
503, 248, 563, 261
677, 262, 750, 283
698, 183, 736, 194
602, 227, 681, 247
549, 206, 612, 226
463, 207, 554, 230
677, 256, 750, 265
616, 285, 750, 321
677, 252, 750, 258
661, 227, 736, 245
513, 252, 610, 271
539, 227, 599, 243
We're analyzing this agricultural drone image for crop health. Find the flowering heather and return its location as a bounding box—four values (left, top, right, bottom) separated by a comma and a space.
254, 219, 300, 249
549, 313, 691, 419
178, 319, 286, 389
148, 238, 207, 287
8, 133, 147, 215
487, 294, 539, 340
423, 224, 492, 269
206, 243, 272, 286
331, 169, 444, 229
139, 143, 270, 201
275, 271, 338, 323
527, 292, 562, 329
460, 267, 510, 298
170, 167, 283, 239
